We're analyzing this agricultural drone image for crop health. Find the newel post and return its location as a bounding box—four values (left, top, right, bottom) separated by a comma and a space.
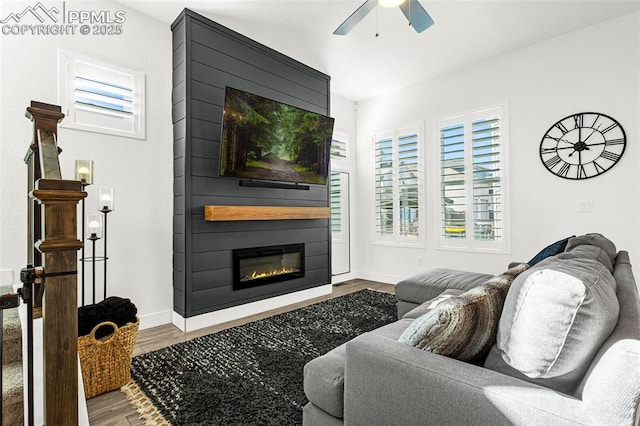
32, 179, 85, 425
26, 101, 87, 425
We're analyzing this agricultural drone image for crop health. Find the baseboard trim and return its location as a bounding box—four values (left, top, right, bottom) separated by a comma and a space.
357, 271, 402, 285
138, 309, 173, 330
172, 284, 333, 333
331, 272, 359, 284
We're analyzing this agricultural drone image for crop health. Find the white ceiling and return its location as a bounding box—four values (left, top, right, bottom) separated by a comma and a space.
120, 0, 640, 101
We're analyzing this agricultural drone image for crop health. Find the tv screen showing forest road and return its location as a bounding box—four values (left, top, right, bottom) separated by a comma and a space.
220, 87, 334, 185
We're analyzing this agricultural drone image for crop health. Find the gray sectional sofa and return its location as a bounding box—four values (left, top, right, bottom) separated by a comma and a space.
303, 234, 640, 425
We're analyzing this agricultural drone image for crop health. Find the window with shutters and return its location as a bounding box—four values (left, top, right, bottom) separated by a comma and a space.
436, 105, 509, 252
373, 126, 422, 245
58, 50, 146, 139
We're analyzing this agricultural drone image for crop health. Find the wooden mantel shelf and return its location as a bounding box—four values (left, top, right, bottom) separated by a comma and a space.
204, 205, 330, 221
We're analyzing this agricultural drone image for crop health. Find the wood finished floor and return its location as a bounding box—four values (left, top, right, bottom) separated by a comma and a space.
86, 279, 394, 426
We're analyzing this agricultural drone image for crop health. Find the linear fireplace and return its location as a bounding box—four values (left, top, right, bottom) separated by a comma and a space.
233, 243, 305, 290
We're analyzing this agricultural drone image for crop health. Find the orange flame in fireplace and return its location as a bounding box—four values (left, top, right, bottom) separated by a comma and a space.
243, 266, 298, 282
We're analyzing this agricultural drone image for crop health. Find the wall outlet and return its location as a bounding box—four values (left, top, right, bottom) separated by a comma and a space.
577, 200, 594, 212
417, 256, 424, 266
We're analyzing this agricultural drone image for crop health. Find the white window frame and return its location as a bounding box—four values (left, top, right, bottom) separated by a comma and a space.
372, 125, 423, 247
58, 49, 146, 140
434, 104, 510, 253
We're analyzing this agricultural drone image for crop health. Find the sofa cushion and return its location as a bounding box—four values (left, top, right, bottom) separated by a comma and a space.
395, 268, 494, 306
563, 233, 617, 273
397, 300, 420, 319
565, 233, 616, 265
494, 255, 619, 386
527, 236, 573, 266
303, 318, 413, 419
557, 245, 615, 273
580, 251, 640, 425
398, 264, 529, 361
304, 343, 347, 418
402, 289, 465, 319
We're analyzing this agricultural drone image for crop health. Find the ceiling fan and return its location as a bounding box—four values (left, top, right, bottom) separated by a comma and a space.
334, 0, 434, 35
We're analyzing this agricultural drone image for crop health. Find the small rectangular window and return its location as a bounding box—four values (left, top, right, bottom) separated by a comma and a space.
58, 49, 145, 140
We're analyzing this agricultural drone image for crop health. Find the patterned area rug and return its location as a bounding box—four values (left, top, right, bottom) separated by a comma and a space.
123, 289, 397, 425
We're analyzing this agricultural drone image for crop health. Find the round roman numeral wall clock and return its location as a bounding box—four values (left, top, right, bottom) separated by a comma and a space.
539, 112, 626, 180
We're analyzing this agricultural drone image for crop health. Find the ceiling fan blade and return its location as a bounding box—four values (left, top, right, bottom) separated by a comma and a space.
399, 0, 434, 33
334, 0, 378, 35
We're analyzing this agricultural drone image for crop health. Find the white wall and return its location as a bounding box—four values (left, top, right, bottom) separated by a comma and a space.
353, 12, 640, 283
0, 1, 173, 328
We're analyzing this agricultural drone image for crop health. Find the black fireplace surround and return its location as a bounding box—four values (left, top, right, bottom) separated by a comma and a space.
233, 244, 305, 290
172, 10, 331, 317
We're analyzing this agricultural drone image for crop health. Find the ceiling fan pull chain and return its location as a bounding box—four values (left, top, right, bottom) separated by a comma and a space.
375, 3, 379, 37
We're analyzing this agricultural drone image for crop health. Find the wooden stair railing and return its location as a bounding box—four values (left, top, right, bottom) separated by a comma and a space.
25, 101, 86, 425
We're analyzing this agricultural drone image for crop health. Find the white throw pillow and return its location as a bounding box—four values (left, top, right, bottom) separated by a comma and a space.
497, 256, 618, 379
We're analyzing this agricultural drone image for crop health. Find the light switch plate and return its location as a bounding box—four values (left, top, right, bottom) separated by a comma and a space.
577, 200, 594, 212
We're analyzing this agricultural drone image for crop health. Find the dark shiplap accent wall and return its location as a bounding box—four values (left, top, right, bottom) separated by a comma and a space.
171, 9, 331, 318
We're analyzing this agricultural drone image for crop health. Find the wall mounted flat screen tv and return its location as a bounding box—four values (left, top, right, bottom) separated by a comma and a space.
219, 87, 334, 186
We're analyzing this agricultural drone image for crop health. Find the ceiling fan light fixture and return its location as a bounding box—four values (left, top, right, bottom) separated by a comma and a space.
378, 0, 405, 8
334, 0, 433, 35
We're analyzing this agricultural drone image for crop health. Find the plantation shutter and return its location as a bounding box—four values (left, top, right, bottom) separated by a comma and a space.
373, 127, 422, 243
330, 137, 347, 160
330, 172, 342, 233
440, 122, 466, 239
375, 136, 394, 236
330, 133, 348, 237
59, 50, 145, 139
398, 131, 419, 237
74, 75, 133, 117
472, 116, 502, 240
437, 105, 508, 251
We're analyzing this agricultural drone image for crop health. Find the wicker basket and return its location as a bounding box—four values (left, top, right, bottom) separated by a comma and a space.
78, 317, 139, 399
